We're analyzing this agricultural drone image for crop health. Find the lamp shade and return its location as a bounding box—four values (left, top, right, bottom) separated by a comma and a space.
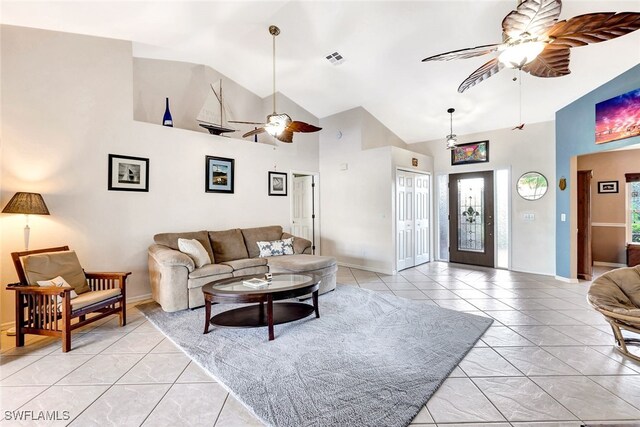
2, 192, 50, 215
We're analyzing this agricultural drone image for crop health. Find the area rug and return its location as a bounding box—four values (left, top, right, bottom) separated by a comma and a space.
137, 285, 492, 427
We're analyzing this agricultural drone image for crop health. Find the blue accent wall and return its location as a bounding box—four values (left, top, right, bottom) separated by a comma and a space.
556, 64, 640, 278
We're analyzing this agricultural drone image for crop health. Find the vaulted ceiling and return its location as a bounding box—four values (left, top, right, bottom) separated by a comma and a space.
2, 1, 639, 142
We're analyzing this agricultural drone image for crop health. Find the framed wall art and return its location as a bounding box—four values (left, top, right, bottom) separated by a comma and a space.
206, 156, 234, 193
595, 88, 640, 144
451, 140, 489, 166
598, 180, 619, 194
268, 171, 287, 196
108, 154, 149, 192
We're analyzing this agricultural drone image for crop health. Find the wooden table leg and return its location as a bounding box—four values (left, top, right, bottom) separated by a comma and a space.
312, 290, 320, 318
204, 298, 211, 334
267, 295, 274, 341
259, 301, 265, 323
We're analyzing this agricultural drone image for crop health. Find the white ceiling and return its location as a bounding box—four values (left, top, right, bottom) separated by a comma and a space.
2, 1, 640, 143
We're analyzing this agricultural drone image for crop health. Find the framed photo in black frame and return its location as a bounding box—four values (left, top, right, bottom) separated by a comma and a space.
268, 171, 287, 196
598, 180, 618, 194
451, 140, 489, 166
108, 154, 149, 192
206, 156, 234, 193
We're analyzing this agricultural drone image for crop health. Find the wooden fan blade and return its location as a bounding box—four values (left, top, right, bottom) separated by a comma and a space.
502, 0, 561, 38
276, 130, 294, 143
242, 127, 266, 138
286, 121, 322, 133
545, 12, 640, 49
457, 58, 504, 93
422, 44, 502, 62
522, 46, 570, 77
229, 120, 266, 125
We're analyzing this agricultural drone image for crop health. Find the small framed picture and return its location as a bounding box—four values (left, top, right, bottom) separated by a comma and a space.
451, 140, 489, 166
268, 171, 287, 196
598, 180, 619, 194
206, 156, 234, 193
108, 154, 149, 192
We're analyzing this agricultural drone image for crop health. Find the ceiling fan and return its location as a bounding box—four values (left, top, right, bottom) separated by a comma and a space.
422, 0, 640, 93
229, 25, 322, 143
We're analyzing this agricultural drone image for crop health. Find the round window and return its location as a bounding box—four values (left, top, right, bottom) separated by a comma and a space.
517, 172, 548, 201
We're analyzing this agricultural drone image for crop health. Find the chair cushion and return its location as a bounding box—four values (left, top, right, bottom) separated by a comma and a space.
265, 254, 336, 273
178, 238, 211, 269
37, 276, 79, 301
154, 231, 215, 263
221, 258, 268, 270
209, 229, 249, 263
588, 265, 640, 314
22, 251, 91, 294
188, 263, 234, 279
241, 226, 283, 258
71, 288, 121, 311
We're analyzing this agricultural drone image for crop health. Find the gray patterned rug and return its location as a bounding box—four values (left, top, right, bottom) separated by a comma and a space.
138, 285, 492, 427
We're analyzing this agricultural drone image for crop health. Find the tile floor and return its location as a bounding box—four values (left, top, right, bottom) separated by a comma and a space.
2, 262, 640, 426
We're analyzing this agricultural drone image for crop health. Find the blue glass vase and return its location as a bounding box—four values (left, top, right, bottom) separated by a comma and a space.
163, 97, 173, 127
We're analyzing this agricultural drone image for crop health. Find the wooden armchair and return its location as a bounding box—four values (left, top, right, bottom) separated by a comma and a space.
9, 246, 131, 352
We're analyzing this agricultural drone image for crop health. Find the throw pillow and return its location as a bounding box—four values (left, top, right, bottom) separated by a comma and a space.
282, 237, 294, 255
178, 238, 212, 268
37, 276, 79, 305
257, 238, 294, 257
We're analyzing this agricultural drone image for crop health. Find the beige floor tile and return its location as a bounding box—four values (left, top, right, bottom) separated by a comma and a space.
459, 348, 522, 377
588, 375, 640, 408
0, 385, 48, 411
117, 352, 190, 384
426, 378, 505, 423
0, 355, 44, 380
176, 361, 215, 383
215, 395, 264, 426
494, 347, 581, 376
0, 354, 93, 386
543, 346, 639, 376
58, 354, 145, 385
143, 382, 228, 426
472, 377, 577, 422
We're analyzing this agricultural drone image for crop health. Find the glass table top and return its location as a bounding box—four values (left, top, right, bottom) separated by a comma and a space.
210, 274, 314, 294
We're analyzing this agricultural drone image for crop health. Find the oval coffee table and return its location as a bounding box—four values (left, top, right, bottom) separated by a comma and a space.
202, 273, 320, 341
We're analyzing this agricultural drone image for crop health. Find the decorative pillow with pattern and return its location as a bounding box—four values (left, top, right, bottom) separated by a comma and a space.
257, 237, 294, 257
37, 276, 79, 305
282, 237, 294, 255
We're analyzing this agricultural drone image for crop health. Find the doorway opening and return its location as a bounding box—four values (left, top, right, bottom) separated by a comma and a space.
291, 172, 320, 254
396, 169, 431, 271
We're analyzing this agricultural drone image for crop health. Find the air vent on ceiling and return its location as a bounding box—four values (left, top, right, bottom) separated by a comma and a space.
326, 52, 345, 65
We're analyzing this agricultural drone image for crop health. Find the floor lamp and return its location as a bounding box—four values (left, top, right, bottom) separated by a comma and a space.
2, 192, 50, 336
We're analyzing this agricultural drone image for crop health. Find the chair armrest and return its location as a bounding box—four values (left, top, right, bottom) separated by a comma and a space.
85, 272, 131, 290
282, 232, 312, 255
148, 244, 195, 272
7, 286, 74, 295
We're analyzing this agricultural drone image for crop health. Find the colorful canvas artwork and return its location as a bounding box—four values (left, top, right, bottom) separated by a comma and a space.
451, 141, 489, 165
595, 88, 640, 144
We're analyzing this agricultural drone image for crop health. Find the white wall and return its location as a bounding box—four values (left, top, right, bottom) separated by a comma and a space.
0, 25, 319, 326
411, 121, 556, 276
319, 107, 433, 274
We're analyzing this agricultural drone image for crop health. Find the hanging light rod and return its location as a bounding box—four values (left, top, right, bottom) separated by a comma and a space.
446, 107, 457, 150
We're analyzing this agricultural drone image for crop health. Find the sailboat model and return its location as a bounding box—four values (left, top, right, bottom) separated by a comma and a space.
197, 80, 236, 136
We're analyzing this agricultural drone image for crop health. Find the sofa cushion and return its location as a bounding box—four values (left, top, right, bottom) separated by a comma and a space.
241, 226, 284, 258
221, 258, 268, 270
154, 231, 215, 263
188, 263, 234, 280
72, 288, 121, 310
282, 232, 312, 254
265, 254, 336, 273
22, 250, 91, 294
178, 238, 211, 268
209, 229, 249, 263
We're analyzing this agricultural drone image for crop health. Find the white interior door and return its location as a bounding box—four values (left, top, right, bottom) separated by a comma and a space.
292, 175, 314, 243
396, 171, 415, 270
415, 173, 430, 265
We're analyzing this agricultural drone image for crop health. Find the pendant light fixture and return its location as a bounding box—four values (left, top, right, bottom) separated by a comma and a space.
446, 108, 457, 150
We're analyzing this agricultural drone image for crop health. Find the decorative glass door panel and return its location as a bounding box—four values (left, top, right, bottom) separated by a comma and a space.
449, 171, 495, 267
457, 177, 485, 252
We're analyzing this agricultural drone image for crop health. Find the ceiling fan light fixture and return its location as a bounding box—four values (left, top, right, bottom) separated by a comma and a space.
265, 113, 291, 136
498, 40, 546, 68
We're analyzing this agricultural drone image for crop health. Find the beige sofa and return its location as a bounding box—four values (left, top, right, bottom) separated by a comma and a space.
148, 225, 337, 312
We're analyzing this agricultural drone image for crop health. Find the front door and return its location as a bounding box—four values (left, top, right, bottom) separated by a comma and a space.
449, 171, 495, 267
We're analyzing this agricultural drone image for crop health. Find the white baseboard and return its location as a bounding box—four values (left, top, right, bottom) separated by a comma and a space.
336, 262, 392, 276
510, 267, 554, 277
1, 293, 153, 331
593, 261, 626, 268
554, 275, 580, 284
